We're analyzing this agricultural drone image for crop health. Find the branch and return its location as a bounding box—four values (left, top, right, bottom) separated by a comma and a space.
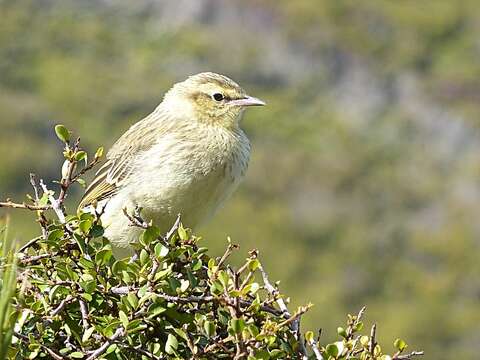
18, 253, 52, 265
394, 351, 425, 359
0, 201, 50, 211
57, 137, 80, 205
259, 263, 309, 358
164, 213, 181, 241
30, 173, 49, 239
276, 303, 313, 329
217, 241, 238, 269
369, 324, 377, 355
39, 180, 66, 223
71, 154, 102, 183
122, 207, 149, 229
51, 295, 74, 317
86, 327, 125, 360
308, 336, 324, 360
18, 236, 43, 253
79, 299, 89, 329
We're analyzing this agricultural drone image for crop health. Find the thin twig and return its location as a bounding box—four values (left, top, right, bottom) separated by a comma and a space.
79, 299, 89, 329
165, 214, 181, 241
369, 324, 377, 355
217, 242, 238, 269
18, 236, 43, 253
394, 351, 425, 359
259, 263, 308, 357
30, 173, 49, 238
259, 264, 291, 320
57, 138, 80, 205
29, 173, 42, 203
86, 327, 125, 360
39, 180, 66, 223
18, 253, 52, 264
276, 303, 313, 329
183, 324, 200, 360
308, 337, 324, 360
51, 295, 74, 317
122, 207, 149, 229
0, 201, 50, 211
71, 156, 102, 183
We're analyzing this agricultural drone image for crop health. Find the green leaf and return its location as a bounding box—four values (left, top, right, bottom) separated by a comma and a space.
54, 124, 70, 143
69, 352, 84, 358
305, 331, 314, 343
74, 151, 87, 162
95, 249, 112, 266
230, 318, 245, 334
105, 344, 117, 355
337, 326, 347, 338
254, 350, 270, 360
76, 178, 86, 187
78, 257, 94, 270
139, 249, 149, 265
325, 343, 339, 358
242, 282, 260, 295
127, 293, 139, 310
119, 310, 129, 328
173, 327, 188, 341
79, 219, 92, 234
73, 233, 87, 255
191, 259, 202, 271
165, 334, 178, 355
204, 320, 216, 337
79, 279, 96, 294
147, 304, 167, 319
94, 146, 104, 159
89, 225, 104, 238
82, 327, 95, 343
141, 226, 159, 246
169, 277, 181, 292
218, 270, 229, 288
177, 225, 187, 240
360, 335, 369, 347
179, 280, 190, 293
154, 243, 169, 258
47, 229, 64, 242
353, 321, 364, 332
394, 338, 407, 352
112, 260, 128, 275
248, 259, 260, 272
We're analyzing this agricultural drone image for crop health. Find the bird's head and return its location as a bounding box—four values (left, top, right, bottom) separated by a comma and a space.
162, 72, 265, 128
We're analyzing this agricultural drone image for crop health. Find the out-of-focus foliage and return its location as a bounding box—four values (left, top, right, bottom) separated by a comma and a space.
1, 1, 479, 359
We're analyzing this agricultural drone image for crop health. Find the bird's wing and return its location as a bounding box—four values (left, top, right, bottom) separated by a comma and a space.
78, 110, 172, 211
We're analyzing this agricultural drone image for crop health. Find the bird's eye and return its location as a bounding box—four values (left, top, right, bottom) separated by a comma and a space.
212, 93, 224, 101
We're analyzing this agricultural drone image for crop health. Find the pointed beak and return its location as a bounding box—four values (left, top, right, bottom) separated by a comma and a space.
229, 95, 266, 107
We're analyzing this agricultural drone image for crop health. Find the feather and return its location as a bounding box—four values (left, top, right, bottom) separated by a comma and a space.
77, 109, 174, 211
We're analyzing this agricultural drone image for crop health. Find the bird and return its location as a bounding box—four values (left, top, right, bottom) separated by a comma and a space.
78, 72, 265, 250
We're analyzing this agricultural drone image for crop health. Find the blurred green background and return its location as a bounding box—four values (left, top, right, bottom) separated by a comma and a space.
2, 0, 480, 358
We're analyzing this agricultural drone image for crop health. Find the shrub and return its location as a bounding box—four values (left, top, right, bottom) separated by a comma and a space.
0, 126, 424, 359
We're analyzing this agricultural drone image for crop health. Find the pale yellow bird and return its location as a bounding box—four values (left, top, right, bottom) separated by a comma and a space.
78, 72, 265, 249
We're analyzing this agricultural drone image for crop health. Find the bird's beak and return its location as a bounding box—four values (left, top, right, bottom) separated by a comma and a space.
229, 95, 266, 107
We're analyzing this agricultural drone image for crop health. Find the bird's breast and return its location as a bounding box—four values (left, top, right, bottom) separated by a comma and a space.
129, 126, 250, 228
